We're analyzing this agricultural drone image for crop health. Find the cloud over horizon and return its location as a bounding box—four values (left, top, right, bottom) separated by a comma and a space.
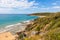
0, 0, 38, 14
0, 0, 60, 14
0, 0, 37, 8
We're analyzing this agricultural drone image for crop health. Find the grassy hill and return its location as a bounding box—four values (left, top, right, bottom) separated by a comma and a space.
17, 12, 60, 40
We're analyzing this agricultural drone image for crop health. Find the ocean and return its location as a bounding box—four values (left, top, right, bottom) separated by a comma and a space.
0, 14, 38, 28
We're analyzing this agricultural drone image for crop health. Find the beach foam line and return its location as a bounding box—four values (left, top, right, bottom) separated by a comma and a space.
5, 25, 14, 28
0, 20, 32, 33
0, 28, 13, 33
5, 23, 23, 28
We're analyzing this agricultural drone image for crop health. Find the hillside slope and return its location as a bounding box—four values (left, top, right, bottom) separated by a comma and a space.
17, 12, 60, 40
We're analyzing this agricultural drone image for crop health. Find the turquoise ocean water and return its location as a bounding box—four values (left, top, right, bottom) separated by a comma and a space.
0, 14, 38, 28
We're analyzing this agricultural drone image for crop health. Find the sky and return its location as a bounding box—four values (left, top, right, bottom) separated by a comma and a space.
0, 0, 60, 14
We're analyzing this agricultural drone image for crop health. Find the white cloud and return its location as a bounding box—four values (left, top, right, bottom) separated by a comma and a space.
0, 0, 37, 9
52, 6, 60, 9
0, 0, 38, 13
0, 8, 14, 13
41, 7, 50, 10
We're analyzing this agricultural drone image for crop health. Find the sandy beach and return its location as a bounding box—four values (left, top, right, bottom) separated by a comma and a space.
0, 19, 33, 40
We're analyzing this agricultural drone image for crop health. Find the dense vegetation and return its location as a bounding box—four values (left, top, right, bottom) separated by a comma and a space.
17, 12, 60, 40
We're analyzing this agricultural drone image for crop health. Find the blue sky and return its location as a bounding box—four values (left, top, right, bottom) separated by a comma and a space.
0, 0, 60, 14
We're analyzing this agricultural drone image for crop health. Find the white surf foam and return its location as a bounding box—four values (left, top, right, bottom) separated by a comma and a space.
0, 20, 31, 33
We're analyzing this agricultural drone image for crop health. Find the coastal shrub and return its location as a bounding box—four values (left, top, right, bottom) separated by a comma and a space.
18, 13, 60, 40
44, 28, 60, 40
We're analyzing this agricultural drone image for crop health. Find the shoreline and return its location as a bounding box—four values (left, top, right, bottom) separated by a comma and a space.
0, 20, 33, 34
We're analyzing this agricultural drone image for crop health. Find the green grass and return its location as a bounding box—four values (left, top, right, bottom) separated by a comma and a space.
18, 12, 60, 40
